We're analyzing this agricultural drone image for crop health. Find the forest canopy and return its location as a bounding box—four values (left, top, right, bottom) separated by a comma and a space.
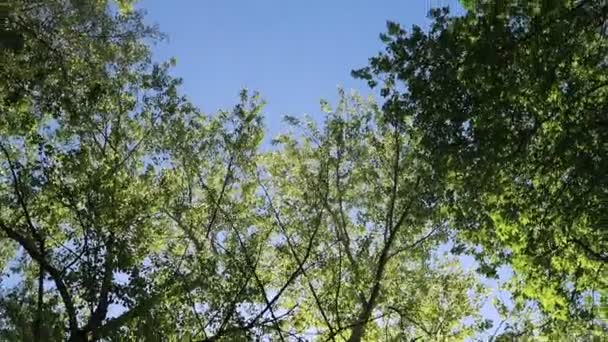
0, 0, 606, 341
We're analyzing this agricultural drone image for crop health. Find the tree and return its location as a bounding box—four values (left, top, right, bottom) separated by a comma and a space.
353, 0, 607, 330
0, 1, 488, 341
263, 91, 488, 341
6, 0, 603, 340
0, 0, 272, 340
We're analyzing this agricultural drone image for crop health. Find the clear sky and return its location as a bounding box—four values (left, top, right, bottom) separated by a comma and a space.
140, 0, 465, 138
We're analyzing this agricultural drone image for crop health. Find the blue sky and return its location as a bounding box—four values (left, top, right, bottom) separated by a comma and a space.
140, 0, 465, 138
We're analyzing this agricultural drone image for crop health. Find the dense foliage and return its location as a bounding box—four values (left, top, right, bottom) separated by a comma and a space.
0, 0, 606, 341
354, 0, 607, 338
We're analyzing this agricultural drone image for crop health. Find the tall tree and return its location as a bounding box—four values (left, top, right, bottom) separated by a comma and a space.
263, 91, 488, 341
353, 0, 608, 334
0, 0, 274, 340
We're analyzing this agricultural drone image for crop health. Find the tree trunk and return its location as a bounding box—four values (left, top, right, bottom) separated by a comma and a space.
68, 330, 89, 342
33, 241, 44, 342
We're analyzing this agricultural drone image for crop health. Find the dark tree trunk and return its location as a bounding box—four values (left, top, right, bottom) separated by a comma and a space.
33, 241, 44, 342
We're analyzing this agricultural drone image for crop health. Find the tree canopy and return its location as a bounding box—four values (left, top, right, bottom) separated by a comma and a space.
354, 0, 607, 336
0, 0, 606, 341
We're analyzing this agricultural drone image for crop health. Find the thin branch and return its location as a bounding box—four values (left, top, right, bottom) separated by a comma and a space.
202, 304, 299, 342
571, 238, 608, 263
387, 306, 432, 336
163, 209, 205, 253
96, 271, 201, 338
260, 181, 337, 339
324, 311, 394, 342
0, 142, 43, 242
384, 128, 401, 243
387, 226, 440, 260
488, 319, 507, 342
334, 244, 343, 330
205, 157, 234, 239
215, 274, 253, 334
231, 219, 286, 342
332, 133, 355, 264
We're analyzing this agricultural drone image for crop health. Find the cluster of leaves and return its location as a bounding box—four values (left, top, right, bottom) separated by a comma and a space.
353, 0, 607, 338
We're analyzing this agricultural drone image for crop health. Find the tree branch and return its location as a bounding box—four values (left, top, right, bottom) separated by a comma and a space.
348, 177, 420, 342
260, 181, 337, 338
95, 272, 201, 338
0, 221, 79, 334
84, 235, 115, 337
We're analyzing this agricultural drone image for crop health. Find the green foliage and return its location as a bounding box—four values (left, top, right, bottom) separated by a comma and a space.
353, 0, 608, 333
2, 0, 605, 340
0, 2, 487, 341
264, 90, 487, 341
458, 0, 475, 11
